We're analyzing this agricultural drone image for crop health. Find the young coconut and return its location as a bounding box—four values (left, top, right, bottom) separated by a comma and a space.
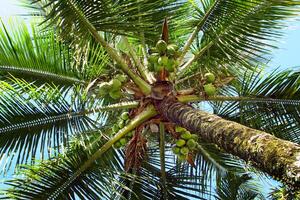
109, 79, 122, 90
127, 131, 134, 137
178, 154, 187, 161
120, 138, 128, 146
191, 134, 199, 141
118, 120, 125, 129
172, 146, 181, 154
158, 56, 168, 66
149, 53, 159, 64
156, 40, 167, 53
154, 63, 163, 72
167, 45, 176, 56
187, 139, 197, 149
204, 72, 216, 83
181, 132, 192, 140
109, 90, 122, 100
176, 139, 186, 147
112, 124, 119, 133
204, 84, 216, 96
168, 44, 179, 51
166, 58, 175, 72
180, 147, 189, 155
121, 112, 129, 120
175, 126, 186, 133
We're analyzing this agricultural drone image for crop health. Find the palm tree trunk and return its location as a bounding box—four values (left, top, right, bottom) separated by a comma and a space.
158, 97, 300, 187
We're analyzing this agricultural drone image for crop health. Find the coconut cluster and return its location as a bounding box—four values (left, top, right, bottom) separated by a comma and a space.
203, 72, 217, 96
112, 112, 134, 148
97, 74, 127, 99
172, 126, 199, 161
148, 40, 180, 73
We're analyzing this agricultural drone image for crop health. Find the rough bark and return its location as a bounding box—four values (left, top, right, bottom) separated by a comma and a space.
158, 97, 300, 188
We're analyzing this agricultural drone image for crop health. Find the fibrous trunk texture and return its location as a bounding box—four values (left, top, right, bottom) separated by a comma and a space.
158, 97, 300, 188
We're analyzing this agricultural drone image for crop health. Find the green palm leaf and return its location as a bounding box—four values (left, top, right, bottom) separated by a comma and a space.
216, 173, 264, 200
1, 132, 125, 199
180, 0, 300, 76
0, 78, 103, 175
0, 20, 111, 85
212, 69, 300, 143
29, 0, 188, 44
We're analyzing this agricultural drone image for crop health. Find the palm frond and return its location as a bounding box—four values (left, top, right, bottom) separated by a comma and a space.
180, 0, 300, 76
2, 128, 267, 199
211, 69, 300, 143
1, 131, 126, 200
0, 19, 110, 85
29, 0, 188, 45
216, 173, 264, 200
118, 141, 264, 199
0, 80, 100, 175
268, 185, 300, 200
0, 76, 139, 175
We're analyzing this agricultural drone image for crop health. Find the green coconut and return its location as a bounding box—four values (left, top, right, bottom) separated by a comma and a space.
176, 139, 186, 147
204, 72, 216, 83
187, 139, 197, 149
120, 138, 128, 146
175, 126, 186, 133
165, 58, 175, 72
109, 79, 122, 90
204, 84, 216, 96
154, 63, 163, 72
109, 90, 122, 100
156, 40, 167, 53
167, 45, 176, 55
180, 147, 189, 155
127, 131, 134, 137
158, 56, 168, 66
121, 112, 129, 120
178, 154, 187, 161
112, 124, 119, 133
149, 53, 159, 64
181, 132, 192, 140
174, 59, 180, 68
168, 44, 179, 51
172, 146, 181, 155
118, 120, 124, 129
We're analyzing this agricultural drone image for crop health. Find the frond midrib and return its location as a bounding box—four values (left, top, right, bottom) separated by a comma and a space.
0, 65, 85, 84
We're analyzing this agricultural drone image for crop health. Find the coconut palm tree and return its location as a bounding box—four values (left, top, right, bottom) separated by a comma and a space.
0, 0, 300, 199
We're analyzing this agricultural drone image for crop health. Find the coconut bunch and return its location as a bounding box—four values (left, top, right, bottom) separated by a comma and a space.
203, 72, 217, 96
96, 74, 127, 99
172, 126, 199, 161
112, 112, 134, 148
148, 40, 180, 73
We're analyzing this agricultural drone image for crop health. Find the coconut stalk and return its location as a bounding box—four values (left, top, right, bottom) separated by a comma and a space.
65, 0, 151, 95
48, 105, 157, 199
158, 97, 300, 188
159, 122, 167, 199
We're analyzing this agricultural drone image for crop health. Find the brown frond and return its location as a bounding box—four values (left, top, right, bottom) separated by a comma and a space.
125, 130, 147, 172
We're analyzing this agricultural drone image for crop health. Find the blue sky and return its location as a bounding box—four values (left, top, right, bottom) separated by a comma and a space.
270, 17, 300, 70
